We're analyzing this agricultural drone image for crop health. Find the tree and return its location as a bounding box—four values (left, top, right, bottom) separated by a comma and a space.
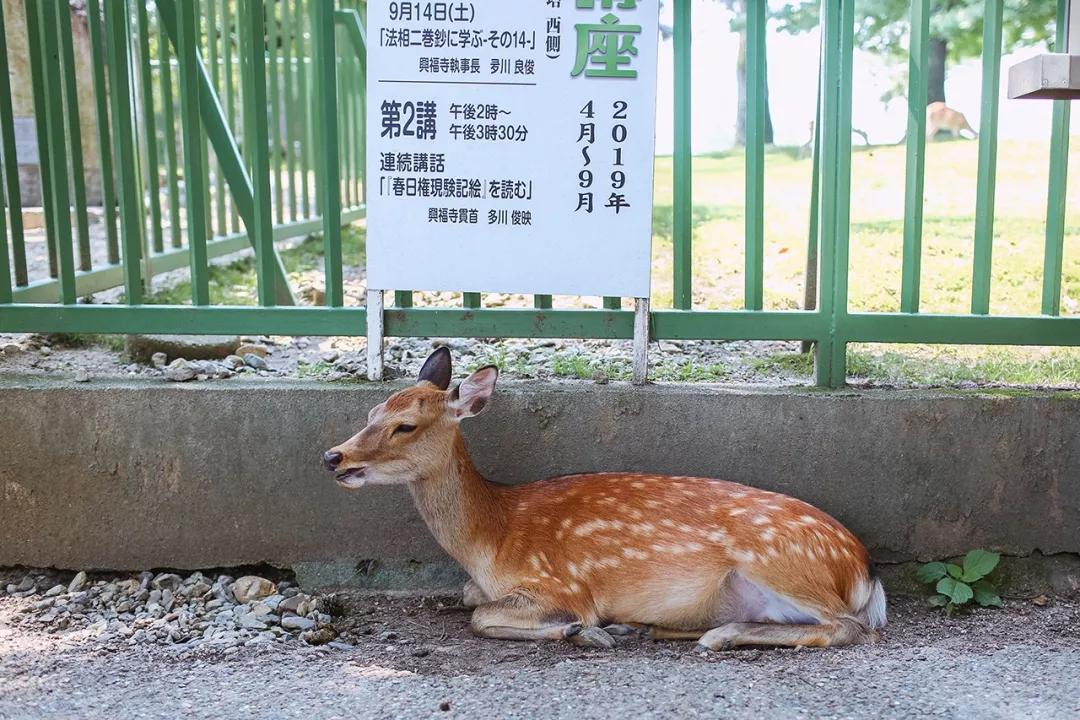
774, 0, 1059, 107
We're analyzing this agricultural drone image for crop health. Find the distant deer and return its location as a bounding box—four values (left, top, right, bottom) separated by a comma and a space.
926, 101, 977, 140
324, 348, 887, 650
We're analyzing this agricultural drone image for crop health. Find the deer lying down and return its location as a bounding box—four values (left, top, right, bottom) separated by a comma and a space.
324, 348, 887, 650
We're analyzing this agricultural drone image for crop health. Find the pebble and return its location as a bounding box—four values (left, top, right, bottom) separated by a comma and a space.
73, 370, 90, 383
45, 584, 65, 597
281, 616, 316, 632
39, 345, 53, 356
243, 353, 268, 370
164, 359, 197, 382
151, 352, 168, 368
236, 343, 269, 358
230, 576, 275, 604
152, 573, 183, 593
67, 571, 88, 593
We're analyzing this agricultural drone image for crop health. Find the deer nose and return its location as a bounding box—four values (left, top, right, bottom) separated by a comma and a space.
323, 451, 343, 470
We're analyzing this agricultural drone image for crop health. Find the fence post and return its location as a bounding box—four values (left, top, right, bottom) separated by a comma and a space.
367, 289, 384, 381
632, 298, 650, 384
814, 0, 854, 388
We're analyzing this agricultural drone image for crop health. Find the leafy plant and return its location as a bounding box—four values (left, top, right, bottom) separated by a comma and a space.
916, 549, 1003, 616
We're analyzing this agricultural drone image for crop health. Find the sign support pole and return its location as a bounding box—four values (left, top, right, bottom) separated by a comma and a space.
366, 289, 384, 381
632, 297, 650, 385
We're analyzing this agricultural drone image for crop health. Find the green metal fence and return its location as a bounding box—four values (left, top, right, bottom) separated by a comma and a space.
0, 0, 1077, 388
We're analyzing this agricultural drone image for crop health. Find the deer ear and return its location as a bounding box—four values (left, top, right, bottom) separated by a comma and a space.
448, 366, 498, 419
417, 347, 453, 390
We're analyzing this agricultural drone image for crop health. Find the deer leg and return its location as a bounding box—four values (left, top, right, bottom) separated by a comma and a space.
462, 579, 489, 608
470, 590, 615, 649
697, 618, 878, 651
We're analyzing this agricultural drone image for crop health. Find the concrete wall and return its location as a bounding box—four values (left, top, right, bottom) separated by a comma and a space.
1, 378, 1078, 572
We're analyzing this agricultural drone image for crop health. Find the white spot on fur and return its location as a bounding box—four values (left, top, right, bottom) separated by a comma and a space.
729, 508, 747, 516
622, 547, 649, 560
761, 528, 776, 542
752, 515, 771, 525
567, 562, 580, 578
731, 549, 757, 563
574, 519, 611, 536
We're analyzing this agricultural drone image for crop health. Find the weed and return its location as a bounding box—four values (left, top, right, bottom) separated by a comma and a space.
917, 549, 1003, 616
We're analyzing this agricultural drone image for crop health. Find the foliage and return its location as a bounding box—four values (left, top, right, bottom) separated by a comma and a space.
773, 0, 1060, 61
917, 549, 1003, 616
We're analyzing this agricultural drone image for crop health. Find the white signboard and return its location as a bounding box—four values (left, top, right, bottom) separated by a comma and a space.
366, 0, 659, 298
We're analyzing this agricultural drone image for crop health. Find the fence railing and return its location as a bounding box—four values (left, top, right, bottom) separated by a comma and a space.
0, 0, 1077, 389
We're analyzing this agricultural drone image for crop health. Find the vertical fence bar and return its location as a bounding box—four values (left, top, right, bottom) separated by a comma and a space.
800, 47, 823, 354
463, 292, 482, 309
672, 0, 692, 310
136, 0, 164, 255
1042, 0, 1072, 317
25, 0, 58, 279
39, 0, 76, 302
970, 0, 1003, 315
744, 0, 765, 311
268, 0, 285, 224
311, 0, 343, 306
900, 0, 929, 313
815, 0, 854, 387
176, 0, 209, 304
159, 22, 182, 249
0, 0, 26, 285
283, 0, 298, 219
246, 0, 276, 306
208, 0, 228, 235
352, 0, 365, 205
105, 0, 144, 302
198, 1, 213, 241
223, 0, 240, 232
0, 161, 9, 303
57, 5, 91, 272
337, 24, 351, 210
86, 0, 119, 266
297, 0, 312, 217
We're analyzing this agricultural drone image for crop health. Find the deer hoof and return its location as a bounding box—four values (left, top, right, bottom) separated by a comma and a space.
603, 623, 645, 637
565, 624, 616, 649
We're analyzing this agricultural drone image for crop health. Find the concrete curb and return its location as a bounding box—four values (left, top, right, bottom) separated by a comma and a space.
1, 377, 1077, 573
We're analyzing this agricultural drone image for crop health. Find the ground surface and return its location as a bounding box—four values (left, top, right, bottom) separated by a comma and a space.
2, 587, 1078, 720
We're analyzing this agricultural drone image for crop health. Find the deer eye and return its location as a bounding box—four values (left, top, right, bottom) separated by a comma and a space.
393, 423, 417, 435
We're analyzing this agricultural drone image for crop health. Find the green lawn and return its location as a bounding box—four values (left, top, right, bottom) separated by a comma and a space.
144, 137, 1080, 386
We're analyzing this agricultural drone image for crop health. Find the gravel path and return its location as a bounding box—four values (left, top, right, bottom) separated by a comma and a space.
2, 574, 1078, 720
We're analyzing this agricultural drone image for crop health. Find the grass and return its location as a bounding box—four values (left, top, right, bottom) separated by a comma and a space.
130, 137, 1080, 387
145, 226, 366, 306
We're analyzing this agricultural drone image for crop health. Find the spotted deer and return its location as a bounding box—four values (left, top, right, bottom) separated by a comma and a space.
323, 348, 887, 650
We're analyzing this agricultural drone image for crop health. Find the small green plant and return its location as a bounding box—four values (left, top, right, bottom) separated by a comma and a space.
916, 549, 1003, 616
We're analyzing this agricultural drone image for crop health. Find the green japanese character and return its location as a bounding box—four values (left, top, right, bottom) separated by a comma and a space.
571, 13, 641, 79
576, 0, 638, 8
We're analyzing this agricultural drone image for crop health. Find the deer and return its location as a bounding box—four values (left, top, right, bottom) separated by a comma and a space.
926, 101, 977, 140
323, 348, 887, 650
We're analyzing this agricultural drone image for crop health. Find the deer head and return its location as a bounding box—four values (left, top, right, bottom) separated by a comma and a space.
322, 347, 498, 488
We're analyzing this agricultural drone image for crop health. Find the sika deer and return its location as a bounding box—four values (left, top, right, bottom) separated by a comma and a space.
324, 348, 887, 650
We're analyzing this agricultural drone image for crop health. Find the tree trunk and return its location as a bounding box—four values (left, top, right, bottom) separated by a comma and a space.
735, 4, 774, 146
927, 37, 947, 105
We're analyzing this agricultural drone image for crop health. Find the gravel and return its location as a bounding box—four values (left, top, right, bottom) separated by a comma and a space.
1, 568, 1078, 719
0, 331, 813, 387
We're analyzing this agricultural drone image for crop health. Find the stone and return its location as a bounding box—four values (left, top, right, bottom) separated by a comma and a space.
280, 615, 316, 632
262, 594, 284, 611
151, 352, 168, 369
152, 573, 183, 593
17, 576, 35, 592
238, 612, 268, 630
243, 353, 268, 370
236, 343, 269, 358
39, 346, 53, 357
229, 576, 275, 604
379, 630, 399, 642
73, 370, 90, 383
2, 343, 24, 356
67, 571, 88, 593
164, 361, 196, 383
278, 594, 314, 617
301, 626, 337, 646
45, 584, 65, 597
125, 335, 241, 363
223, 355, 245, 370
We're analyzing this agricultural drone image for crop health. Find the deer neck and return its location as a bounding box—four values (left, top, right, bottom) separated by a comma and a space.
407, 429, 507, 584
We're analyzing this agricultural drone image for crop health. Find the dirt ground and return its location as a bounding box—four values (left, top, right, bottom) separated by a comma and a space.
2, 588, 1078, 719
